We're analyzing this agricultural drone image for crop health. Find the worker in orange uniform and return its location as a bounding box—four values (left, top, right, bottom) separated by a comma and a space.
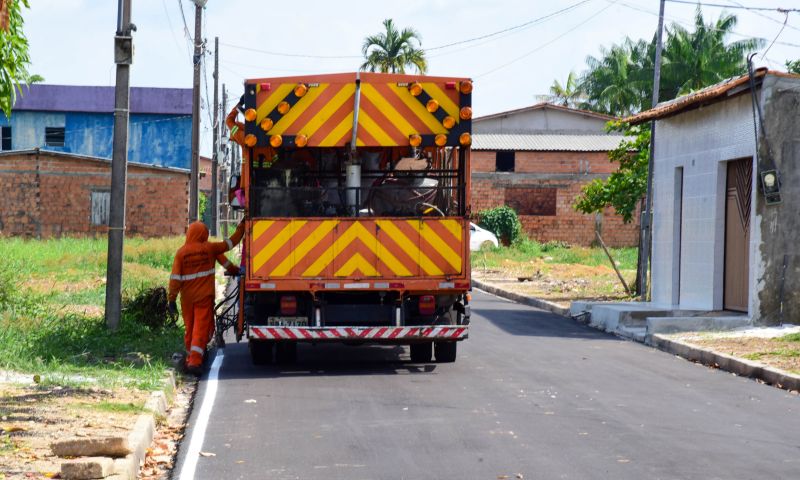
168, 219, 245, 375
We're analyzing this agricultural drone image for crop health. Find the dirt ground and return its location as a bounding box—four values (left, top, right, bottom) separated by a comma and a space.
472, 259, 636, 307
666, 334, 800, 376
0, 384, 148, 478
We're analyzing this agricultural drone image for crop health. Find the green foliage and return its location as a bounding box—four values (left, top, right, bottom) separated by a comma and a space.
573, 121, 650, 223
578, 9, 763, 116
471, 237, 638, 270
199, 191, 208, 218
0, 263, 16, 310
478, 206, 522, 245
540, 71, 584, 108
779, 332, 800, 343
0, 0, 42, 118
123, 286, 177, 330
787, 60, 800, 75
361, 19, 427, 74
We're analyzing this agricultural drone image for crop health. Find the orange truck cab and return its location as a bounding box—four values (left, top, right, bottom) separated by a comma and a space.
227, 72, 473, 364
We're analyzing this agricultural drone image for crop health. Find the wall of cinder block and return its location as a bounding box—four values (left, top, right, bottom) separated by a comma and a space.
471, 150, 640, 247
0, 151, 188, 238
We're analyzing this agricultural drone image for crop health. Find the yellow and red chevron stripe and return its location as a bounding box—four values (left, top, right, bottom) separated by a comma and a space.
248, 73, 466, 147
248, 218, 464, 279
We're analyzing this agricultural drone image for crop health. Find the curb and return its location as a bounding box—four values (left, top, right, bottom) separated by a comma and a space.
103, 370, 176, 480
471, 278, 800, 393
650, 334, 800, 392
472, 278, 570, 317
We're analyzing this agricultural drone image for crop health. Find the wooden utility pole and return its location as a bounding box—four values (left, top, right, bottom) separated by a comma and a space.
105, 0, 134, 330
637, 0, 666, 299
189, 0, 206, 222
211, 36, 219, 235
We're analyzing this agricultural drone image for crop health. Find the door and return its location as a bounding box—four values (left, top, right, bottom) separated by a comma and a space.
723, 158, 752, 312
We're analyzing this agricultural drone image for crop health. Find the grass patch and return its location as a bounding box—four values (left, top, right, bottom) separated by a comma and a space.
742, 349, 800, 361
0, 236, 187, 390
779, 333, 800, 343
74, 400, 145, 415
472, 237, 638, 270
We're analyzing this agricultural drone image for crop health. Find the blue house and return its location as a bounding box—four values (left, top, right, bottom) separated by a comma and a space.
0, 84, 192, 169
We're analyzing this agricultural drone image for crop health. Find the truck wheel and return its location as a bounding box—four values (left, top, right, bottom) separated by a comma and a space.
434, 341, 457, 363
275, 342, 298, 364
409, 342, 432, 363
249, 340, 273, 365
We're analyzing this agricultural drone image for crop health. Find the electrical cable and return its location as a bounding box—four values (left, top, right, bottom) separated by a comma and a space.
727, 0, 800, 33
761, 11, 789, 60
665, 0, 800, 12
161, 0, 187, 58
476, 1, 618, 79
176, 0, 193, 43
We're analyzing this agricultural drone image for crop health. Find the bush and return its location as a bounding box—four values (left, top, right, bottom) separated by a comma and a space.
123, 286, 178, 330
0, 264, 16, 311
478, 206, 522, 245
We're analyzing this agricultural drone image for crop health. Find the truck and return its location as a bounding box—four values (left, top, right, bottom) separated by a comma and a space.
224, 72, 473, 364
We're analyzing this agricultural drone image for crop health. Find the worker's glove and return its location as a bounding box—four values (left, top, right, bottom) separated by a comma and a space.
168, 301, 178, 316
229, 266, 241, 276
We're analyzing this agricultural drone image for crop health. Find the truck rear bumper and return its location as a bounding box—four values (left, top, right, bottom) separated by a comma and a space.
249, 326, 468, 342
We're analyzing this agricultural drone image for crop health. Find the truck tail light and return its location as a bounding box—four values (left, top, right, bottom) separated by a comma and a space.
419, 295, 435, 316
280, 295, 297, 315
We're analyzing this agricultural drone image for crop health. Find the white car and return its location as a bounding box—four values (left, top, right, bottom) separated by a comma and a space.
469, 223, 499, 251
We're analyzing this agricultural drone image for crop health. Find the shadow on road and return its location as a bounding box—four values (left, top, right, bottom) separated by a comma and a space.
216, 341, 442, 380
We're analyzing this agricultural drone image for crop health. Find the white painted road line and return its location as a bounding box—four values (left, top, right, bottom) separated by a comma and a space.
178, 351, 224, 480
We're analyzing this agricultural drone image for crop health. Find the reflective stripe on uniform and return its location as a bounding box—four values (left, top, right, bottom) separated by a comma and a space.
170, 268, 216, 282
190, 345, 205, 355
224, 238, 233, 249
222, 260, 232, 269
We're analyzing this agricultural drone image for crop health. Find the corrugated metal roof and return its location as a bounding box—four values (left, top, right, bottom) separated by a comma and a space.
472, 134, 627, 151
11, 84, 192, 115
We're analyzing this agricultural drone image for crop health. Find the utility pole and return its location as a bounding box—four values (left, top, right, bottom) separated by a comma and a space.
638, 0, 666, 298
211, 36, 219, 236
189, 0, 206, 222
221, 84, 230, 232
105, 0, 134, 330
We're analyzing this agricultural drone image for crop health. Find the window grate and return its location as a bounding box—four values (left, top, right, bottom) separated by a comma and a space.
45, 127, 65, 147
1, 126, 10, 150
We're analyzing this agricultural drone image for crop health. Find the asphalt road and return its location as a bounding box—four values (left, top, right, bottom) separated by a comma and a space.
174, 291, 800, 480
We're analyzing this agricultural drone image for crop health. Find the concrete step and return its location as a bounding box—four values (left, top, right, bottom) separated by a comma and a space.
617, 326, 647, 343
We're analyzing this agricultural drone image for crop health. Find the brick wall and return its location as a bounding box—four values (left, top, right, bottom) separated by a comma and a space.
0, 151, 188, 238
471, 149, 640, 247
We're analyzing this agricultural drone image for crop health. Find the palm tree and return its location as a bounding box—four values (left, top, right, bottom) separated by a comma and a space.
538, 71, 585, 108
579, 39, 652, 116
361, 19, 428, 74
661, 8, 763, 98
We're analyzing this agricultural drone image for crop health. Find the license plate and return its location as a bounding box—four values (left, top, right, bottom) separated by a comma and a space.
267, 316, 309, 327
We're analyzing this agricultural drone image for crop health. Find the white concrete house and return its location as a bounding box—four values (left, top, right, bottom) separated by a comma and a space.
573, 69, 800, 337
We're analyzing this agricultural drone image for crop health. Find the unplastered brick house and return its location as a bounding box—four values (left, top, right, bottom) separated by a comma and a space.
472, 103, 639, 247
0, 84, 192, 238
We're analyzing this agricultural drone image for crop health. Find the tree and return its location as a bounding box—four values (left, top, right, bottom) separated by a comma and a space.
578, 10, 762, 117
0, 0, 40, 118
660, 8, 762, 98
579, 39, 652, 116
361, 19, 427, 74
573, 121, 650, 224
787, 60, 800, 75
538, 71, 585, 108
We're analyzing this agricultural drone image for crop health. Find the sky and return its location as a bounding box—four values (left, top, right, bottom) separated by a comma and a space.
21, 0, 800, 156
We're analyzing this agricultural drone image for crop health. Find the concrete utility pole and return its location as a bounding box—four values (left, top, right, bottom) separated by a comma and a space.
221, 84, 230, 232
105, 0, 134, 330
638, 0, 666, 298
188, 0, 206, 222
211, 36, 219, 236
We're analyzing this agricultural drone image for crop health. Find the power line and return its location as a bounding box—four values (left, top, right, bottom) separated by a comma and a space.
476, 1, 618, 79
727, 0, 800, 33
425, 0, 593, 51
160, 0, 186, 57
176, 0, 193, 43
220, 1, 596, 61
665, 0, 800, 12
761, 11, 789, 59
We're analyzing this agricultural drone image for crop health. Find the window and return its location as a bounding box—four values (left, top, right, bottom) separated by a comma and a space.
495, 151, 515, 172
1, 126, 10, 150
45, 127, 65, 147
91, 191, 111, 226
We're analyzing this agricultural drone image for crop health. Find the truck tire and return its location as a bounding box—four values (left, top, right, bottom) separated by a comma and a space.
275, 342, 298, 364
409, 342, 432, 363
434, 341, 457, 363
249, 340, 273, 365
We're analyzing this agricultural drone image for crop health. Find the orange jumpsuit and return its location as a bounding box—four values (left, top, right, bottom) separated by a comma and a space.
168, 221, 245, 368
